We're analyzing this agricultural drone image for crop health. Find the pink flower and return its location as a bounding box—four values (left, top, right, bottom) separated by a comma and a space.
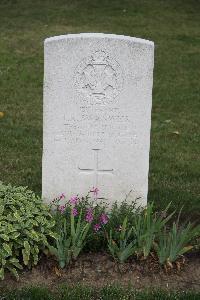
70, 195, 78, 205
93, 223, 101, 232
85, 208, 94, 223
58, 205, 66, 214
72, 207, 78, 217
90, 187, 99, 198
59, 193, 65, 200
99, 213, 109, 225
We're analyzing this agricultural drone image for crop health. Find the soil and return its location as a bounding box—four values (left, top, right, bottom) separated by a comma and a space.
0, 252, 200, 292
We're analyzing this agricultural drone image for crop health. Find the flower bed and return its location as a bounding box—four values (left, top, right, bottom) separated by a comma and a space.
0, 182, 199, 283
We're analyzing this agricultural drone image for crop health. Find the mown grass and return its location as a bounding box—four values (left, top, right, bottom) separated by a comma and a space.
0, 0, 200, 215
1, 285, 200, 300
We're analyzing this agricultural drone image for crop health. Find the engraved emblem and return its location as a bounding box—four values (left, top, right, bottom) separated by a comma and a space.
75, 50, 123, 104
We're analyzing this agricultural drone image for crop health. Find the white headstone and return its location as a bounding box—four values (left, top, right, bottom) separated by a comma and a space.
42, 33, 154, 206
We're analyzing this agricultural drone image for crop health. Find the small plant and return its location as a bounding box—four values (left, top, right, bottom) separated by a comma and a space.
48, 218, 71, 268
133, 202, 174, 258
50, 188, 109, 267
155, 221, 200, 267
107, 217, 136, 263
49, 208, 91, 268
70, 208, 91, 259
0, 182, 56, 280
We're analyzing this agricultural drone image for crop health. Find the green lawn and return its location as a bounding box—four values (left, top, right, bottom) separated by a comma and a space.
0, 0, 200, 215
1, 285, 200, 300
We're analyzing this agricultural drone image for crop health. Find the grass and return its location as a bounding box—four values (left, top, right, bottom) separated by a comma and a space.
1, 285, 200, 300
0, 0, 200, 216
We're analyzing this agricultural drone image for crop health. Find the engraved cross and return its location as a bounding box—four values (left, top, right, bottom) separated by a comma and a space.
78, 149, 113, 187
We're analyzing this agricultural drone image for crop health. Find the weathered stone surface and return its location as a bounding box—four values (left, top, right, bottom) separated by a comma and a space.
42, 33, 154, 205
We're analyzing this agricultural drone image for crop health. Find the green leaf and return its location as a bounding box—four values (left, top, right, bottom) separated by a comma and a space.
9, 258, 23, 270
24, 241, 31, 254
0, 268, 4, 280
34, 245, 39, 254
0, 234, 9, 241
22, 249, 29, 265
48, 231, 58, 240
3, 243, 12, 256
31, 245, 39, 265
30, 230, 39, 241
10, 232, 20, 239
0, 205, 4, 215
33, 252, 39, 265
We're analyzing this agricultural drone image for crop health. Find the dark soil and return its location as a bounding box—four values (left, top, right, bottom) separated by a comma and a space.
1, 252, 200, 292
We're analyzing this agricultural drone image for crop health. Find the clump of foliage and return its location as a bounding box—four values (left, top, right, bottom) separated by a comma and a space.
50, 189, 200, 269
85, 195, 140, 252
0, 182, 56, 280
155, 220, 200, 267
49, 188, 109, 268
132, 202, 174, 258
107, 202, 174, 263
108, 216, 136, 263
1, 182, 200, 280
48, 218, 71, 269
101, 199, 200, 267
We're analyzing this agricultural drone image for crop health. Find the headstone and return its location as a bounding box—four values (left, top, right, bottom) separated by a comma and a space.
42, 33, 154, 206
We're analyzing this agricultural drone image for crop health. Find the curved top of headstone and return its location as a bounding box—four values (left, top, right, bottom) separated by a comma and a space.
44, 32, 154, 47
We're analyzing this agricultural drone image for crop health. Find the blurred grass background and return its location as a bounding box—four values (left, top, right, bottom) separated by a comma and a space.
1, 284, 200, 300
